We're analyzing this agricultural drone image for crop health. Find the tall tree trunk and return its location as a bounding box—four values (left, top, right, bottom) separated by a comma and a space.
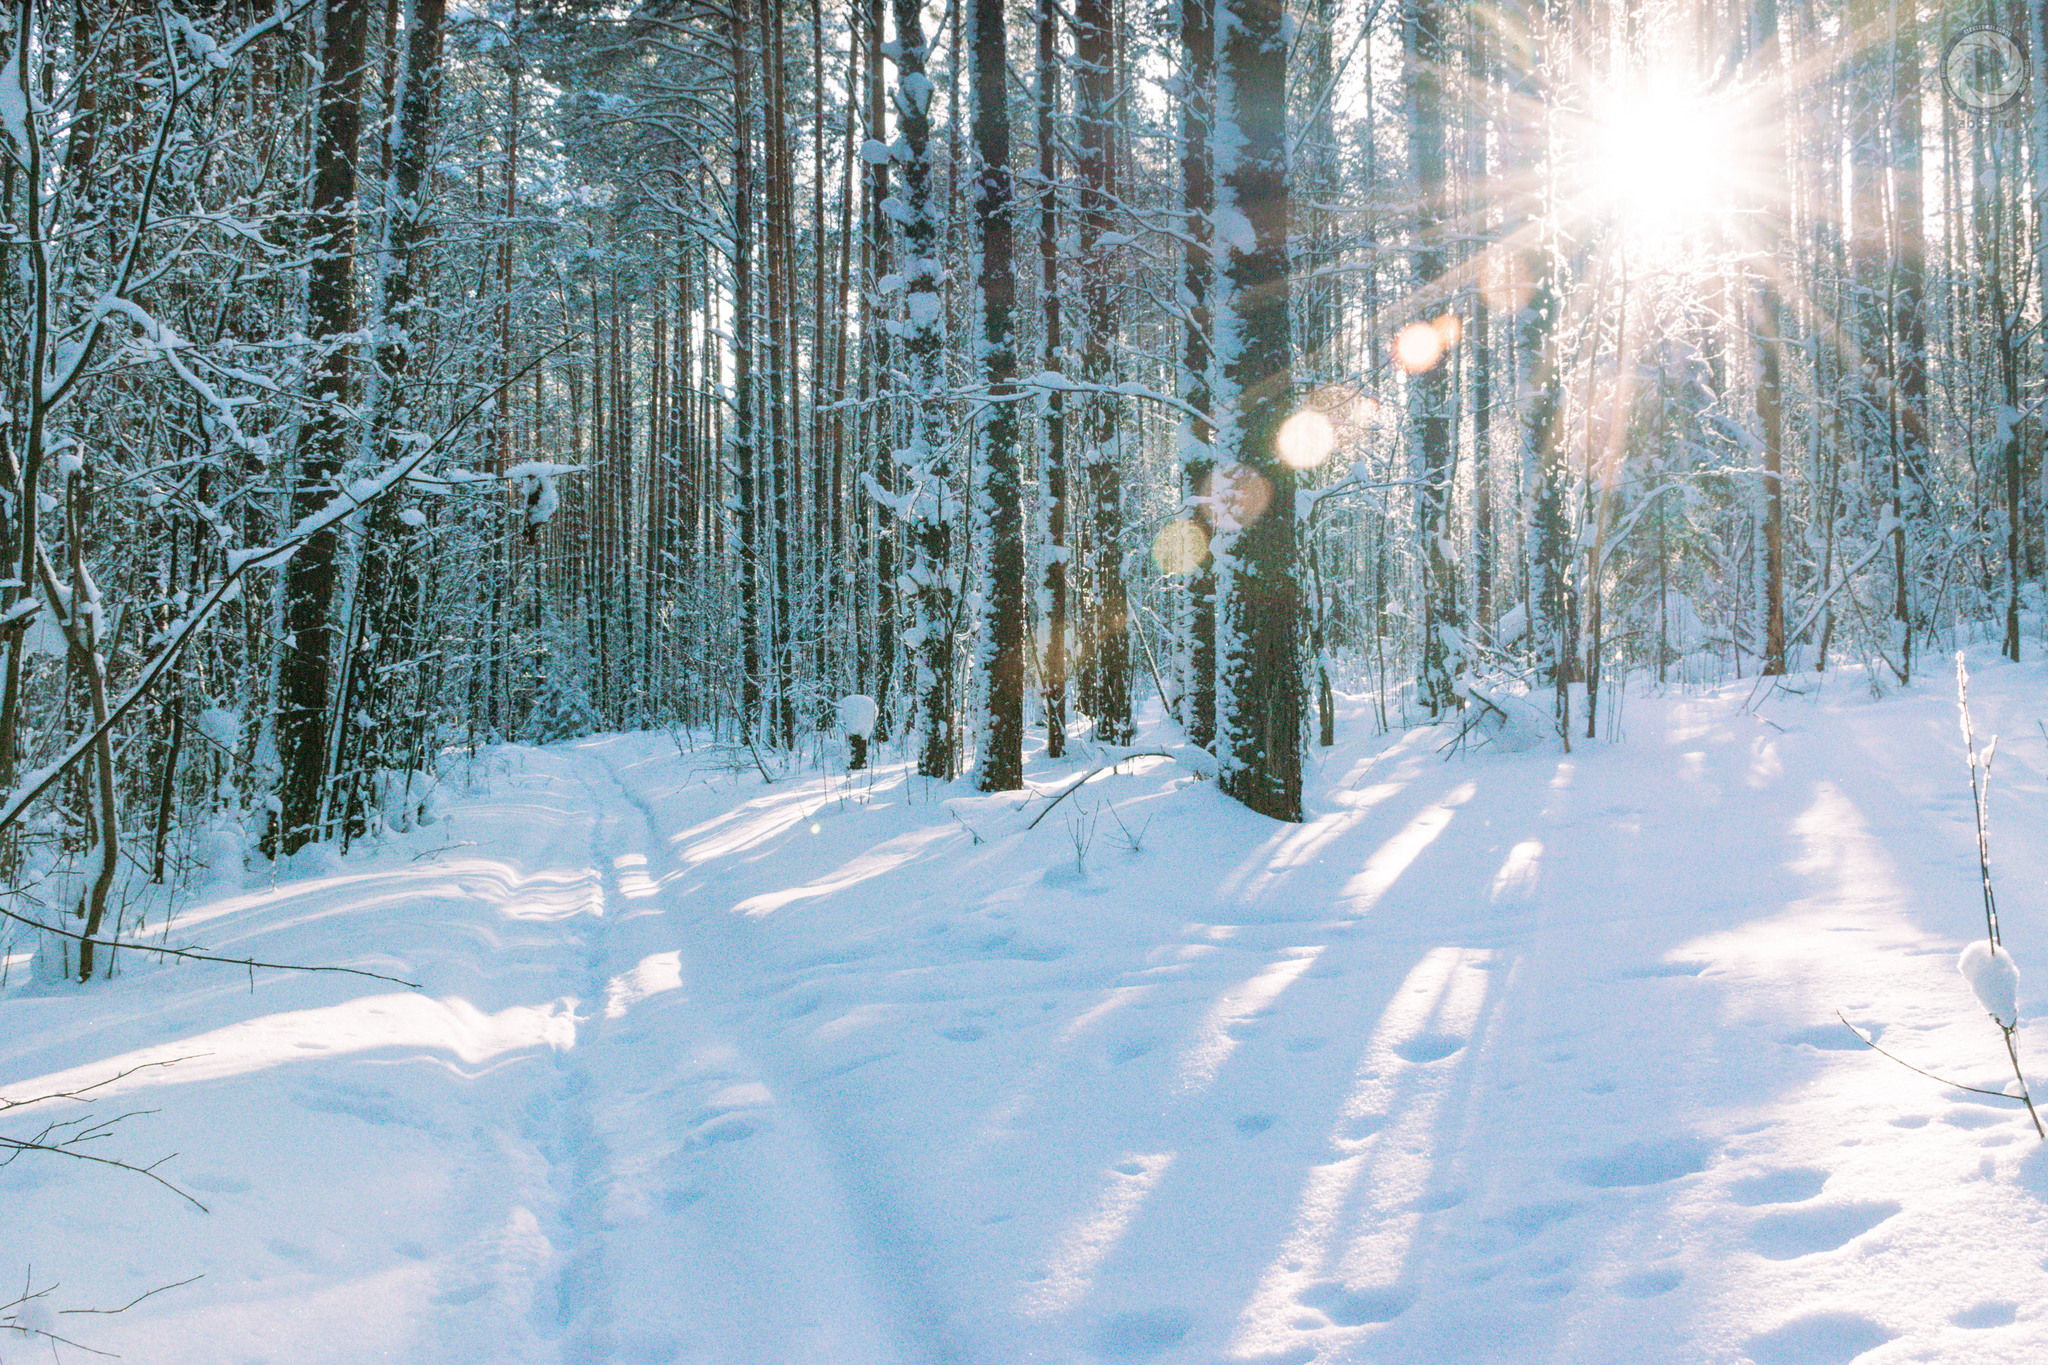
865, 0, 898, 744
730, 0, 764, 738
765, 0, 797, 747
891, 0, 955, 777
970, 0, 1023, 791
1036, 0, 1069, 759
1075, 0, 1130, 744
1177, 0, 1216, 750
275, 0, 372, 855
1755, 0, 1787, 675
1214, 0, 1301, 822
342, 0, 449, 833
1406, 0, 1460, 715
1467, 14, 1493, 640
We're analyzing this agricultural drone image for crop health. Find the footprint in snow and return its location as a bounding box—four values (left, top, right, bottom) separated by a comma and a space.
1093, 1307, 1192, 1359
1747, 1200, 1899, 1260
684, 1114, 757, 1148
1612, 1267, 1682, 1298
1745, 1312, 1892, 1365
1952, 1301, 2017, 1329
1393, 1031, 1465, 1064
1615, 960, 1711, 980
265, 1238, 317, 1266
1109, 1036, 1158, 1065
1295, 1281, 1412, 1326
1493, 1200, 1580, 1238
1725, 1167, 1828, 1206
1779, 1023, 1879, 1051
1566, 1135, 1715, 1188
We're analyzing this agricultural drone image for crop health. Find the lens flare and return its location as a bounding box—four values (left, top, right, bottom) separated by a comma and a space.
1151, 519, 1210, 575
1275, 409, 1336, 470
1582, 85, 1737, 242
1395, 321, 1446, 374
1211, 463, 1273, 531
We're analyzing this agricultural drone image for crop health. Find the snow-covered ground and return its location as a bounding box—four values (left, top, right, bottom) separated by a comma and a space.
6, 652, 2048, 1365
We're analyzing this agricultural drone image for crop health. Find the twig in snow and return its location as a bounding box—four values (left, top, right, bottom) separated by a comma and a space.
1103, 802, 1150, 854
58, 1272, 205, 1316
1025, 751, 1173, 830
1063, 803, 1100, 875
0, 901, 420, 989
1835, 1013, 2029, 1103
1955, 657, 2044, 1139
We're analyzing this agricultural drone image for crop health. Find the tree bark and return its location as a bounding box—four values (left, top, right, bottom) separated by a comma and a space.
275, 0, 372, 855
1214, 0, 1302, 822
1177, 0, 1216, 751
970, 0, 1023, 791
1075, 0, 1130, 745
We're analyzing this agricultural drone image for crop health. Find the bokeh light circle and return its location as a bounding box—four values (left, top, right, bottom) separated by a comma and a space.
1151, 518, 1210, 575
1276, 409, 1336, 470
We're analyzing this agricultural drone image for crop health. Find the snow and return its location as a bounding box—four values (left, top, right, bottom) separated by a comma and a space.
836, 694, 878, 740
197, 705, 240, 752
1960, 941, 2021, 1029
6, 659, 2048, 1362
1213, 204, 1259, 256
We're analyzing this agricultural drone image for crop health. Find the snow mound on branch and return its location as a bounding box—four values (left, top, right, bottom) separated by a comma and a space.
374, 769, 442, 833
836, 695, 878, 740
1466, 684, 1551, 753
1959, 940, 2020, 1029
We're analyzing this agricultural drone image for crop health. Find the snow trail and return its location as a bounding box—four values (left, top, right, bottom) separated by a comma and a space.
5, 667, 2048, 1363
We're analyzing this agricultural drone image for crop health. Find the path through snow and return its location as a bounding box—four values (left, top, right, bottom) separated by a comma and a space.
6, 660, 2048, 1364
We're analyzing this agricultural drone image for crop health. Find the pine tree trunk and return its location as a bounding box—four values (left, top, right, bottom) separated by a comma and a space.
1406, 0, 1460, 715
891, 0, 955, 778
1075, 0, 1130, 745
970, 0, 1023, 791
730, 0, 764, 739
1214, 0, 1302, 822
1755, 0, 1788, 676
1177, 0, 1216, 751
275, 0, 372, 855
1036, 0, 1069, 759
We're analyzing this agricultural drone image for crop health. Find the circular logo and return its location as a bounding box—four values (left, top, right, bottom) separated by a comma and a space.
1944, 29, 2027, 112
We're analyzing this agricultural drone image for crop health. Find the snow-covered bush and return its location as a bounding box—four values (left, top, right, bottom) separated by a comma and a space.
373, 769, 443, 833
838, 694, 878, 771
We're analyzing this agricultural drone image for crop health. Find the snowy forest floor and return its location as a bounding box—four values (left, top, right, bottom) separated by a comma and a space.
7, 652, 2048, 1365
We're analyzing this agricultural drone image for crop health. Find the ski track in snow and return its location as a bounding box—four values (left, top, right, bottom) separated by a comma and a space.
5, 660, 2048, 1363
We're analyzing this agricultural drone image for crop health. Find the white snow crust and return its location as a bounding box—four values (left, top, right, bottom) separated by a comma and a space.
7, 654, 2048, 1363
835, 693, 878, 739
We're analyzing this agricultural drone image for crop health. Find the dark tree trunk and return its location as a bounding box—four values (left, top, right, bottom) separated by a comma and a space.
1036, 0, 1068, 759
730, 0, 764, 737
1406, 0, 1459, 715
971, 0, 1023, 791
1075, 0, 1130, 745
275, 0, 371, 856
892, 0, 954, 778
1178, 0, 1216, 751
1214, 0, 1301, 822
